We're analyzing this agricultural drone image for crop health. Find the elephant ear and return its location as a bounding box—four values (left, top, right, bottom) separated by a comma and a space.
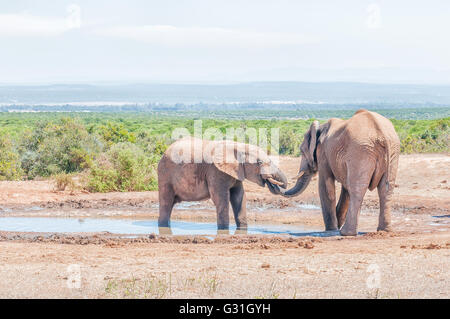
212, 142, 245, 181
307, 121, 320, 169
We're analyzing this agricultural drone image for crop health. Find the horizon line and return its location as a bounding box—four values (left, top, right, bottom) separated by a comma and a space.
1, 80, 450, 87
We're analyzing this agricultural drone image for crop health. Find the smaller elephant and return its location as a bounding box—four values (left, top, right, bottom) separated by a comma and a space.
279, 109, 400, 236
157, 137, 288, 230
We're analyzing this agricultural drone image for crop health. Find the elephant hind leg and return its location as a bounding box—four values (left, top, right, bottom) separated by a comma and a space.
340, 189, 366, 236
209, 187, 230, 230
340, 161, 374, 236
377, 174, 393, 232
158, 184, 175, 227
336, 186, 350, 229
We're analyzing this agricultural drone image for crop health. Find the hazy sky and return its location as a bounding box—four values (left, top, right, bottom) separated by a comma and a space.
1, 0, 450, 84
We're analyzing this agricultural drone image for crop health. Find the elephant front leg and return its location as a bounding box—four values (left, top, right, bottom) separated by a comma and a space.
318, 172, 338, 231
230, 182, 247, 230
210, 188, 231, 230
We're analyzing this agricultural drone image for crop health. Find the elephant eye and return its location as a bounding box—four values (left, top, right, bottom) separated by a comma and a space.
257, 159, 263, 165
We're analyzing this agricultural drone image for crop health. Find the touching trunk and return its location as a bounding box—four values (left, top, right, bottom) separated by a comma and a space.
265, 169, 288, 194
280, 173, 312, 197
274, 169, 288, 188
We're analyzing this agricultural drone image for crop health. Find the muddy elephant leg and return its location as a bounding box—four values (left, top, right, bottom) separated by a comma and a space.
340, 188, 366, 236
158, 184, 175, 228
340, 161, 374, 236
377, 174, 393, 232
336, 186, 350, 229
230, 181, 247, 230
210, 187, 230, 230
318, 170, 338, 231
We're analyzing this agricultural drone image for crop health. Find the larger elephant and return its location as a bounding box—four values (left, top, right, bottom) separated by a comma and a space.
280, 109, 400, 236
158, 137, 288, 230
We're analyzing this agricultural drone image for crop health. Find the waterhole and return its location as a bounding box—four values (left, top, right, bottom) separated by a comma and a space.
0, 217, 326, 236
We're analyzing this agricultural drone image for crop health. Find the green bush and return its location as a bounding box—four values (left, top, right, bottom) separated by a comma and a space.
97, 121, 136, 146
0, 131, 23, 180
53, 173, 77, 192
136, 131, 170, 157
86, 142, 159, 192
279, 129, 302, 156
393, 118, 449, 153
0, 112, 448, 187
20, 118, 100, 178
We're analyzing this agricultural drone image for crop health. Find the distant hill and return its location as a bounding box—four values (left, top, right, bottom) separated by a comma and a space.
1, 82, 450, 113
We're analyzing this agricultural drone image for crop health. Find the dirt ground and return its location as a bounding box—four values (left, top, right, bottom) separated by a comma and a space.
0, 154, 449, 298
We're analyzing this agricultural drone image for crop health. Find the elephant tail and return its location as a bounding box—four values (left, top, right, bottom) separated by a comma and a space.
385, 140, 392, 191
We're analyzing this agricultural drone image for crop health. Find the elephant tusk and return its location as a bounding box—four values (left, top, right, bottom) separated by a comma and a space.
267, 177, 284, 186
293, 171, 305, 180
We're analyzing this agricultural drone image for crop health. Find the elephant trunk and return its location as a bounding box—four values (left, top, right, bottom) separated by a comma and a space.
273, 169, 288, 189
264, 168, 288, 194
279, 172, 312, 197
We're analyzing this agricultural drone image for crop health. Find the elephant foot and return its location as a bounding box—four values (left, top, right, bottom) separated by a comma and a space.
236, 226, 248, 232
377, 225, 392, 232
340, 230, 357, 236
158, 221, 170, 228
340, 226, 358, 236
158, 226, 173, 235
217, 223, 230, 235
234, 228, 248, 235
236, 222, 248, 230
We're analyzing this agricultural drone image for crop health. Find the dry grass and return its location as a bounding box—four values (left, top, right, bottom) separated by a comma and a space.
103, 272, 221, 299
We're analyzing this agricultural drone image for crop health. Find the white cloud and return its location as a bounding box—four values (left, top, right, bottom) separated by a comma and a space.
0, 5, 82, 37
95, 25, 315, 48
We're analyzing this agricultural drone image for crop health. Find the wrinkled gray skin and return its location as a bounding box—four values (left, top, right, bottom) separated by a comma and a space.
158, 137, 288, 231
279, 109, 400, 236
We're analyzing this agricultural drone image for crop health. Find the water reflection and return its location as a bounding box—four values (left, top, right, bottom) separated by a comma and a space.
0, 217, 322, 237
158, 226, 248, 235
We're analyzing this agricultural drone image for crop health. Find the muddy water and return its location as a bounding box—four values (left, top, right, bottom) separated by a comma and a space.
0, 217, 325, 236
2, 202, 444, 236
